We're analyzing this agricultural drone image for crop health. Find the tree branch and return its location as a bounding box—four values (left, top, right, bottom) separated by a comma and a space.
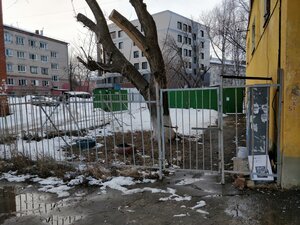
76, 13, 97, 33
109, 10, 149, 54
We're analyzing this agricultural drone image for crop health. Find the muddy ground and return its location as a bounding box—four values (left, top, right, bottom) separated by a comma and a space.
0, 171, 299, 225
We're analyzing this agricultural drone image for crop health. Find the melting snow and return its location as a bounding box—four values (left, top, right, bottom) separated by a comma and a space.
0, 172, 32, 182
175, 178, 203, 186
191, 200, 206, 210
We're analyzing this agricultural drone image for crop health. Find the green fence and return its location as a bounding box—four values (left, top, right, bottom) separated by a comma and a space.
93, 89, 128, 112
168, 88, 244, 113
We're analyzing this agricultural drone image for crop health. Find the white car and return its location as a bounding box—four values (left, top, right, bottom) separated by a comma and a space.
30, 96, 59, 107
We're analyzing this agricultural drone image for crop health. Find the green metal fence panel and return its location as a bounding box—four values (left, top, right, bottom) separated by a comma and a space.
223, 88, 244, 113
93, 89, 128, 112
168, 88, 244, 113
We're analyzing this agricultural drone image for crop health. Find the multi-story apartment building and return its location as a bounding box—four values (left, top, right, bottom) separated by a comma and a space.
107, 10, 210, 88
3, 25, 69, 96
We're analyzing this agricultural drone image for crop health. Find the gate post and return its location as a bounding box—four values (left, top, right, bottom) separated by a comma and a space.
155, 83, 163, 180
218, 78, 225, 184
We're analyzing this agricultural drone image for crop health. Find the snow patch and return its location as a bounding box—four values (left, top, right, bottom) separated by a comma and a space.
0, 172, 32, 182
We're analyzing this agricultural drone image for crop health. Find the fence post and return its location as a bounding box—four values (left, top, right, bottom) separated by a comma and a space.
155, 83, 163, 180
219, 77, 225, 184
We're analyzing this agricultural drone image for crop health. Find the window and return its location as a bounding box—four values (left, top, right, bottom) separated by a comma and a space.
6, 63, 13, 72
30, 66, 38, 74
142, 62, 148, 69
193, 69, 197, 75
188, 62, 192, 69
40, 42, 48, 49
184, 49, 188, 57
28, 39, 36, 47
51, 51, 57, 58
177, 22, 182, 30
4, 32, 13, 43
193, 57, 197, 64
19, 79, 27, 86
184, 36, 188, 44
7, 78, 14, 85
192, 33, 197, 40
251, 20, 256, 52
188, 25, 192, 33
188, 38, 191, 45
16, 36, 24, 45
188, 50, 192, 57
118, 42, 123, 49
17, 65, 26, 73
193, 46, 197, 53
178, 47, 182, 56
200, 30, 204, 37
52, 75, 59, 81
183, 24, 187, 32
42, 80, 49, 87
177, 35, 182, 43
142, 51, 144, 57
133, 41, 136, 46
118, 30, 123, 38
201, 53, 204, 59
41, 67, 49, 75
17, 51, 25, 59
201, 41, 204, 48
29, 53, 37, 60
41, 55, 48, 62
31, 80, 39, 86
5, 49, 13, 57
133, 51, 139, 58
264, 0, 271, 24
51, 63, 58, 69
110, 31, 116, 39
134, 63, 139, 70
201, 64, 205, 70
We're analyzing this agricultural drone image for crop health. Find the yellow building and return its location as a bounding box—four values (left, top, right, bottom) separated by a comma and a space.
246, 0, 300, 188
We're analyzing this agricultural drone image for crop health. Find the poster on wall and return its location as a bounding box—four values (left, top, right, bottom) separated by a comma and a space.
248, 155, 274, 181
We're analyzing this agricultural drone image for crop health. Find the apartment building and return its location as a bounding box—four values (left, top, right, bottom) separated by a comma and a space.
107, 10, 210, 88
208, 58, 246, 87
3, 25, 69, 96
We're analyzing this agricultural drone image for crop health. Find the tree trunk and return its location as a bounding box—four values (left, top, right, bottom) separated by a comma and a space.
77, 0, 175, 141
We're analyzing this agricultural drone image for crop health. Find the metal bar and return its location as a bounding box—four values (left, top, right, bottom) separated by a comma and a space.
219, 76, 225, 184
221, 75, 273, 80
276, 69, 283, 185
156, 83, 163, 180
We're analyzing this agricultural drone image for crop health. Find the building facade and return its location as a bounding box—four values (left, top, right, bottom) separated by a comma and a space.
208, 58, 246, 87
108, 10, 210, 88
3, 26, 69, 96
246, 0, 300, 188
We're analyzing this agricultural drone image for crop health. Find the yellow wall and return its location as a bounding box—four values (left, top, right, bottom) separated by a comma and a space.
246, 0, 300, 188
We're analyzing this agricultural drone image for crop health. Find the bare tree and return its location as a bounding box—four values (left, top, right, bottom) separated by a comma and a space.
201, 0, 248, 79
162, 32, 210, 88
76, 0, 174, 139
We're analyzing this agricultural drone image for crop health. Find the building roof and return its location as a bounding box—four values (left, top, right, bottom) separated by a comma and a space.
4, 25, 68, 45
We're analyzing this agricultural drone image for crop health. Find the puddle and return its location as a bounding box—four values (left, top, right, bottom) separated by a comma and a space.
0, 185, 83, 225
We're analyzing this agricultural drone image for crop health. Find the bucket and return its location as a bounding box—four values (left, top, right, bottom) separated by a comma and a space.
237, 146, 248, 159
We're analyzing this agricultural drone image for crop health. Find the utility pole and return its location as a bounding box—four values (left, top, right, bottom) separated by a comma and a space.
0, 0, 9, 116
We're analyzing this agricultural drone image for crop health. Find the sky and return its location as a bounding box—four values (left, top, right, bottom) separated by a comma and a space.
2, 0, 221, 46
